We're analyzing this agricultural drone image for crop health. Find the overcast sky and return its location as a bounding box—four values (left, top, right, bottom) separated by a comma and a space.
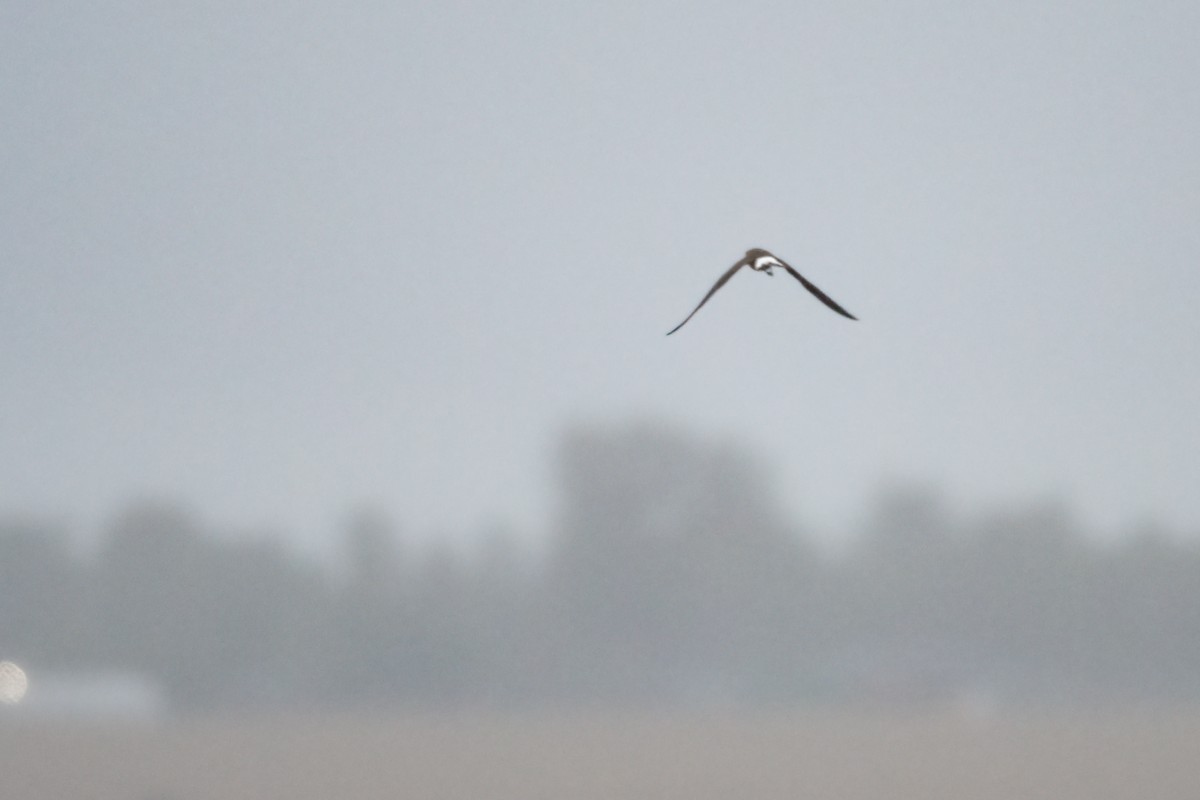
3, 1, 1198, 550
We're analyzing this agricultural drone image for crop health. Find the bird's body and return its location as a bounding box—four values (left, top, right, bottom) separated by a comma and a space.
666, 248, 857, 335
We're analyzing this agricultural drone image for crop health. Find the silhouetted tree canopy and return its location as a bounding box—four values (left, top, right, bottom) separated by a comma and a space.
2, 423, 1198, 710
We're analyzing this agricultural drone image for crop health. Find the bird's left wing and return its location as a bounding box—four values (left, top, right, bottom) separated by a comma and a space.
666, 258, 748, 335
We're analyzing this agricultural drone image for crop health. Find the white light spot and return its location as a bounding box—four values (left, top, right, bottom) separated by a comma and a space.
0, 661, 29, 704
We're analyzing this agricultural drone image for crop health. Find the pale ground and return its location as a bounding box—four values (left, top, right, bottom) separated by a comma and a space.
2, 708, 1198, 800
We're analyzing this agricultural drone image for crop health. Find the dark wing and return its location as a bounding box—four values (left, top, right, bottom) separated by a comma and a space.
666, 259, 748, 335
779, 261, 858, 320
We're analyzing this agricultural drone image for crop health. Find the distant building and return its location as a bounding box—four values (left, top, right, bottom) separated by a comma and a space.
0, 665, 167, 722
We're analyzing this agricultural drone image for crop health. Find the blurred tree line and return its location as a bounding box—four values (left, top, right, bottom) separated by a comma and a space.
2, 421, 1199, 711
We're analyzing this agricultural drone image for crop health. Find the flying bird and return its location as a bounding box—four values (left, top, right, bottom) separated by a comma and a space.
667, 247, 857, 335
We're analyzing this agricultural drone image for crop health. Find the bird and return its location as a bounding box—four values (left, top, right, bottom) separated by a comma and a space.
666, 247, 857, 335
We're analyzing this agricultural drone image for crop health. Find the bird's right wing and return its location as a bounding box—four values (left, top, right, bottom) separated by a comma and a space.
779, 261, 858, 321
666, 259, 747, 335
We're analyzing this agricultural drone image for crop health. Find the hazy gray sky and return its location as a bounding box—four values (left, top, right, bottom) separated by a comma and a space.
3, 2, 1198, 548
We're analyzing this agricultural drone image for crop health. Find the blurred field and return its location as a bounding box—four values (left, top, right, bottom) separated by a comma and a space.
2, 708, 1198, 800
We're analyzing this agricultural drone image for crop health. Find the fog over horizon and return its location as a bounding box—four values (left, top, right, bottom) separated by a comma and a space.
5, 420, 1200, 716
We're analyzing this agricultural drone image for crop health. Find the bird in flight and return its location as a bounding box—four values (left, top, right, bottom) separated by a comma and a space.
667, 247, 857, 335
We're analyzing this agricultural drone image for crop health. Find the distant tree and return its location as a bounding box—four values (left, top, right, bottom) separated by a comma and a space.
340, 505, 403, 597
320, 507, 409, 706
848, 484, 961, 641
95, 501, 211, 683
1089, 526, 1200, 698
95, 500, 328, 708
956, 501, 1087, 678
404, 540, 477, 702
466, 523, 541, 704
546, 421, 813, 703
0, 517, 88, 664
